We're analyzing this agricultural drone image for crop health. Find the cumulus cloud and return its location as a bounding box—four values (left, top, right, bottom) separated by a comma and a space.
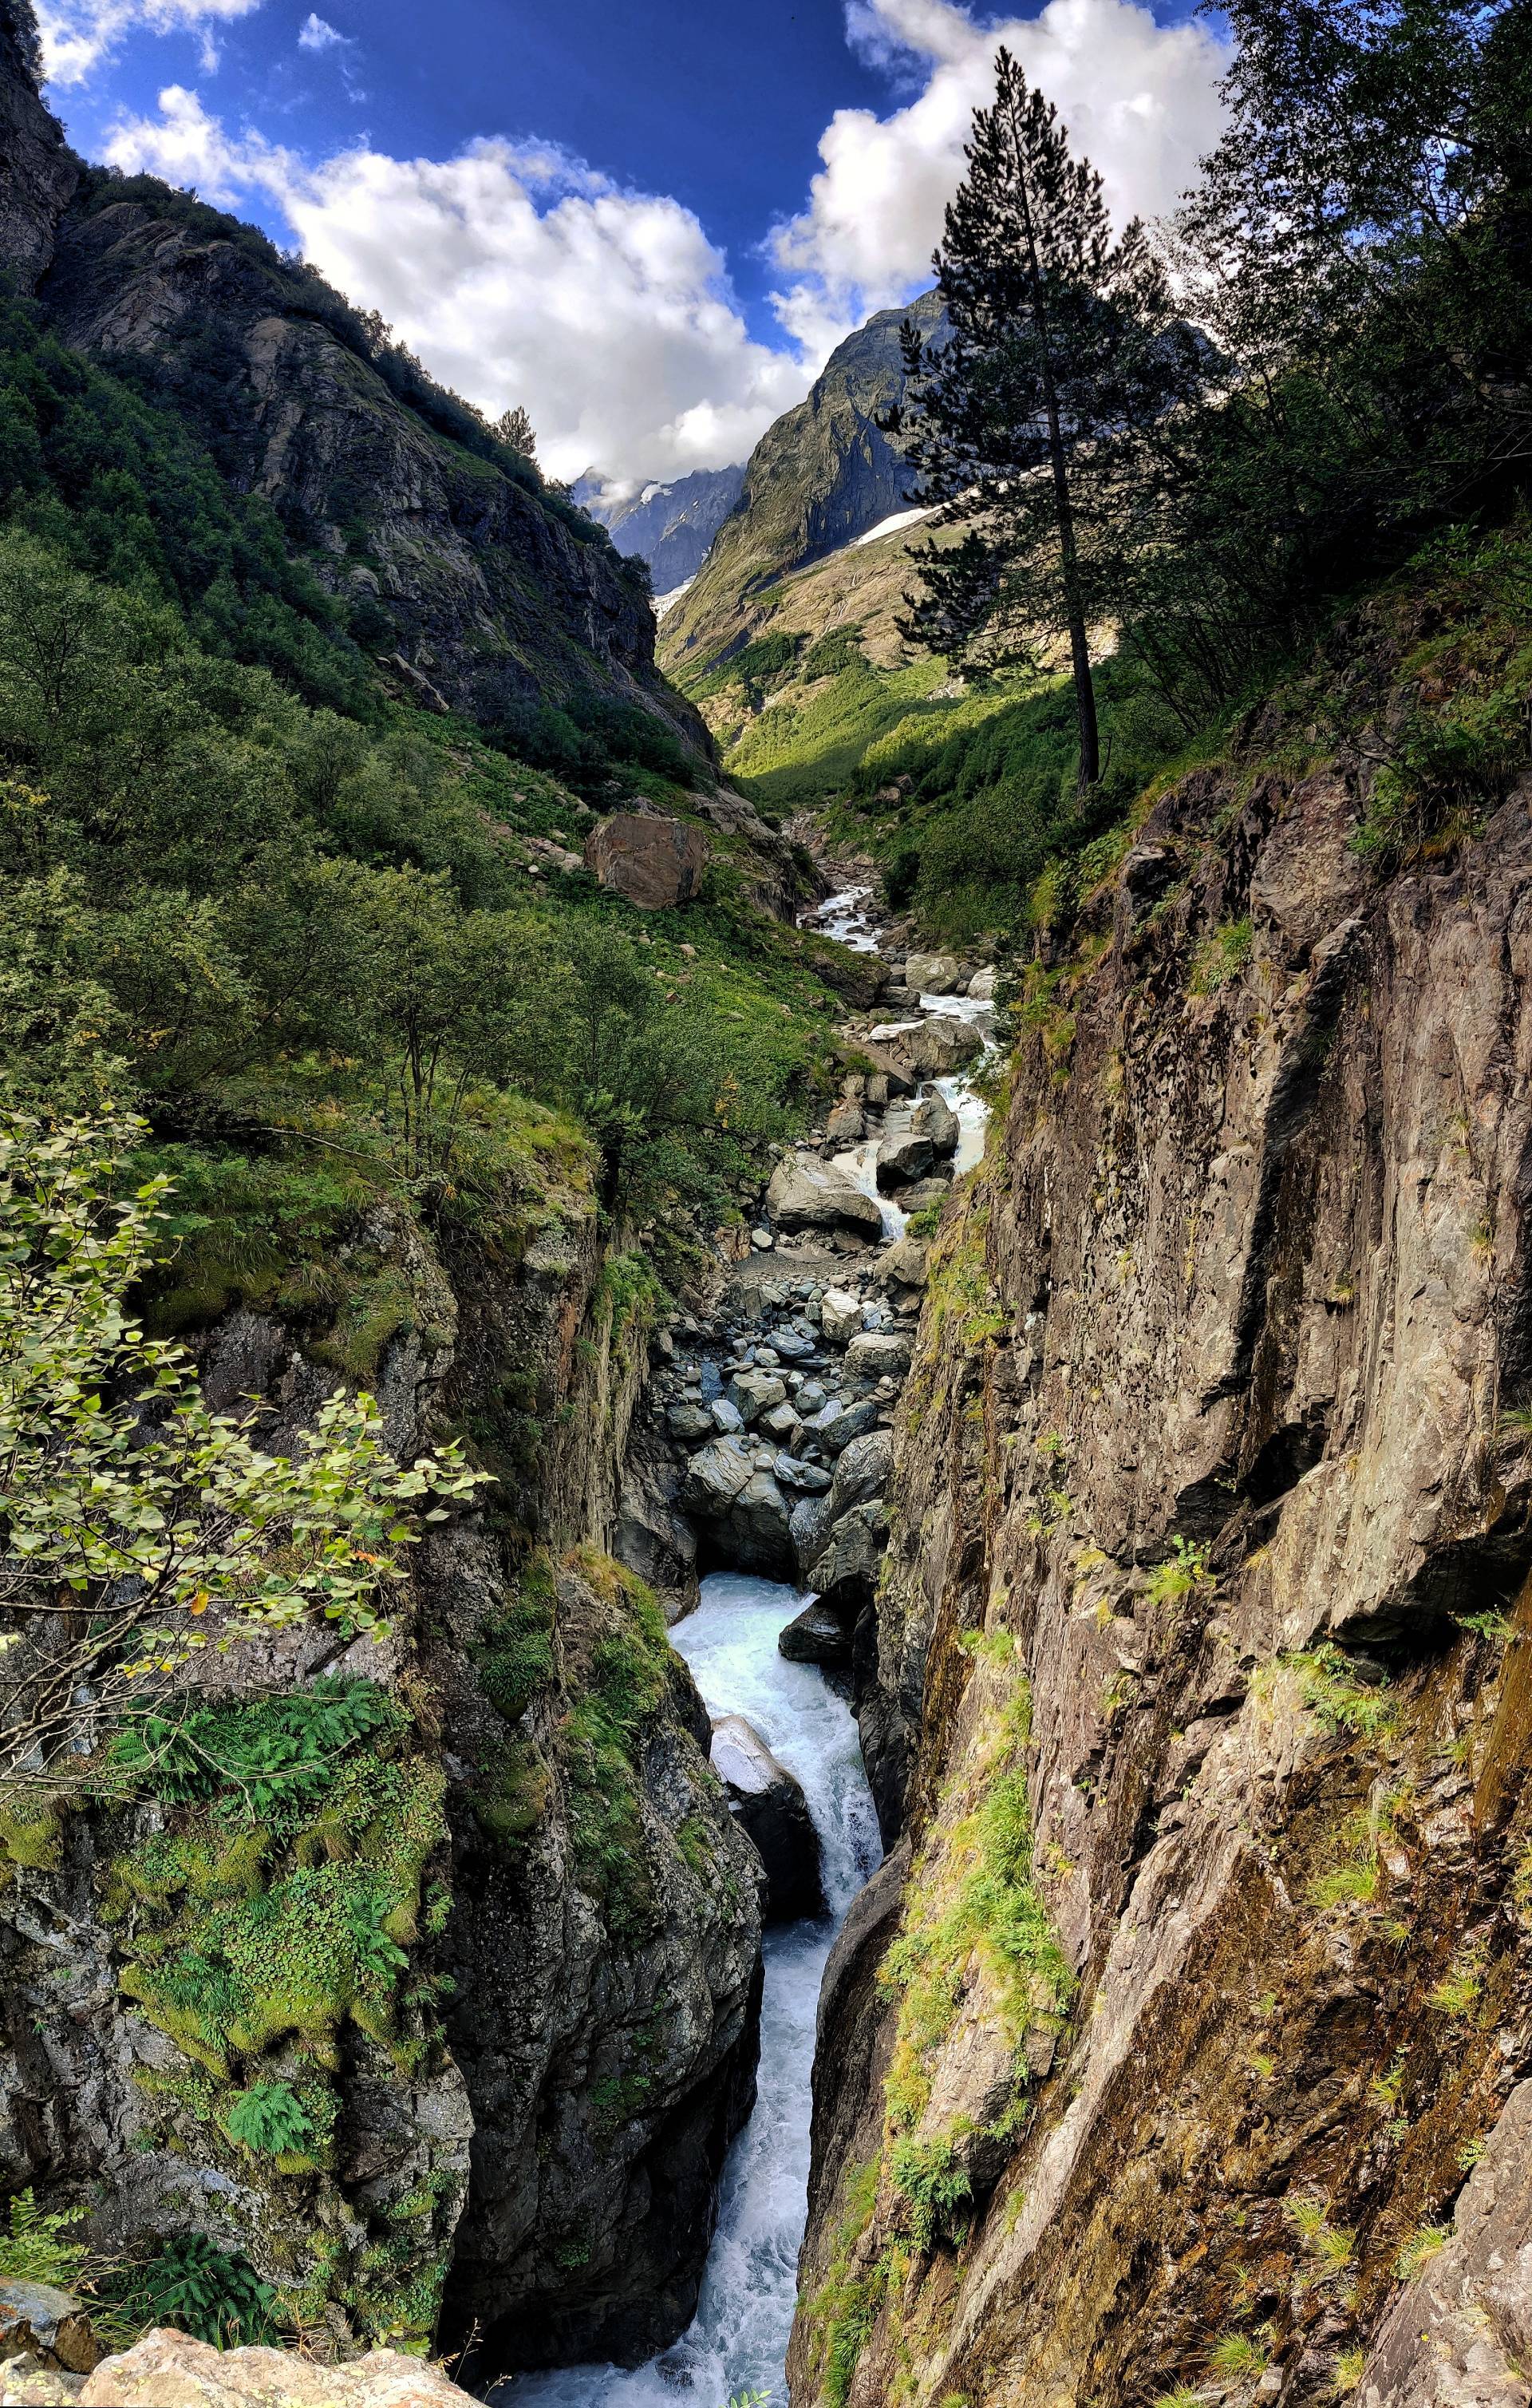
772, 0, 1227, 354
105, 89, 811, 485
38, 0, 262, 85
297, 12, 345, 49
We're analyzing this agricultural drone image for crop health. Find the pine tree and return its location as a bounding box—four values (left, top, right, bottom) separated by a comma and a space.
889, 47, 1200, 795
493, 404, 539, 463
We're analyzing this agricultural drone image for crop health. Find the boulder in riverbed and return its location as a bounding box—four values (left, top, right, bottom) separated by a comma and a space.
765, 1156, 885, 1237
711, 1714, 824, 1921
912, 1090, 960, 1155
904, 951, 967, 994
778, 1599, 855, 1667
845, 1331, 913, 1380
875, 1129, 934, 1188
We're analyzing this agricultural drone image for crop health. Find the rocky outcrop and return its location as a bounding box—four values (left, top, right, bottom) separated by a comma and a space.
575, 464, 747, 593
711, 1715, 824, 1923
790, 607, 1532, 2408
434, 1550, 762, 2372
585, 812, 710, 909
0, 2330, 477, 2406
0, 3, 77, 291
765, 1157, 885, 1239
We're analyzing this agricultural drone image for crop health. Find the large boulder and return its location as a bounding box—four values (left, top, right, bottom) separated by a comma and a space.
875, 1129, 934, 1188
825, 1098, 866, 1146
812, 1398, 882, 1454
902, 1016, 983, 1077
724, 1469, 796, 1577
904, 951, 967, 994
678, 1435, 756, 1516
39, 2332, 480, 2406
710, 1714, 824, 1921
727, 1368, 788, 1424
585, 813, 709, 910
876, 1234, 930, 1290
912, 1091, 960, 1155
830, 1429, 895, 1514
805, 1501, 890, 1621
765, 1157, 884, 1237
778, 1599, 855, 1668
839, 1036, 916, 1097
845, 1331, 913, 1381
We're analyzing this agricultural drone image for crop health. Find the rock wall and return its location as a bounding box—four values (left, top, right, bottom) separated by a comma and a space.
790, 602, 1532, 2408
0, 1186, 763, 2374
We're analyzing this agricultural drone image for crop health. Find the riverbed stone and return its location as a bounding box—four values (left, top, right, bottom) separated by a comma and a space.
805, 1501, 889, 1621
816, 1399, 881, 1453
820, 1288, 864, 1346
768, 1327, 816, 1362
724, 1470, 796, 1577
876, 1235, 930, 1290
875, 1129, 934, 1188
727, 1369, 788, 1424
710, 1715, 823, 1923
667, 1402, 716, 1442
825, 1100, 866, 1146
778, 1600, 855, 1669
912, 1091, 960, 1154
678, 1436, 755, 1516
710, 1398, 744, 1434
904, 951, 966, 994
760, 1401, 800, 1440
845, 1331, 913, 1380
902, 1015, 983, 1077
776, 1454, 832, 1493
764, 1156, 885, 1236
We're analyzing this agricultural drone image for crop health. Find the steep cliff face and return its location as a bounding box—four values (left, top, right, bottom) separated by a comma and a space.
792, 590, 1532, 2408
661, 293, 944, 678
0, 1176, 761, 2371
0, 30, 698, 744
578, 465, 748, 594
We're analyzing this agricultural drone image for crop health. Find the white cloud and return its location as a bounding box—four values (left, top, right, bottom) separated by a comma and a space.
104, 89, 811, 485
772, 0, 1227, 353
297, 12, 345, 49
38, 0, 262, 85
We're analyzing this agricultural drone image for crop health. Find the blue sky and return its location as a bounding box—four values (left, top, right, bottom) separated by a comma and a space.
37, 0, 1228, 484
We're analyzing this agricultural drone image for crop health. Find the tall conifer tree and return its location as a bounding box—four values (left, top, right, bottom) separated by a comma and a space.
889, 48, 1198, 795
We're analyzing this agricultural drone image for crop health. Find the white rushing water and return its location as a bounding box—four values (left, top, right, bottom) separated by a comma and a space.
499, 1576, 881, 2408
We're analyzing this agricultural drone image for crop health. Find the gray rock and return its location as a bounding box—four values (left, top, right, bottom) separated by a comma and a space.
966, 964, 998, 1000
725, 1469, 796, 1577
912, 1090, 960, 1155
904, 951, 967, 994
710, 1715, 824, 1922
769, 1327, 817, 1362
797, 1381, 828, 1413
818, 1399, 882, 1453
778, 1600, 855, 1669
790, 1492, 837, 1576
710, 1398, 745, 1435
902, 1015, 983, 1077
727, 1368, 788, 1424
825, 1099, 866, 1146
760, 1401, 800, 1440
831, 1429, 895, 1513
875, 1130, 935, 1188
806, 1501, 890, 1620
765, 1156, 885, 1236
845, 1331, 913, 1381
876, 1235, 930, 1290
667, 1402, 716, 1442
898, 1178, 954, 1214
776, 1454, 833, 1493
820, 1287, 866, 1346
678, 1436, 755, 1516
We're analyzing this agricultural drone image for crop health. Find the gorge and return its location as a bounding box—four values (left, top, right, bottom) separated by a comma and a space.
1, 3, 1531, 2407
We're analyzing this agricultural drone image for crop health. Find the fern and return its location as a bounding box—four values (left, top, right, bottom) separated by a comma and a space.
115, 2233, 278, 2350
221, 2083, 312, 2159
109, 1680, 405, 1819
0, 2189, 89, 2289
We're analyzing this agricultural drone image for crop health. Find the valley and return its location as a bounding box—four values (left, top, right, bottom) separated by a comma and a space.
1, 2, 1530, 2406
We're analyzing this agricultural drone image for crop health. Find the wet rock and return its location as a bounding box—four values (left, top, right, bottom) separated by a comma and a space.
765, 1157, 886, 1237
844, 1331, 913, 1380
875, 1130, 934, 1188
710, 1715, 824, 1922
805, 1502, 889, 1621
615, 1428, 699, 1616
584, 813, 709, 910
901, 1016, 983, 1077
789, 1492, 836, 1576
710, 1398, 744, 1435
966, 965, 998, 1001
724, 1469, 796, 1577
828, 1429, 894, 1513
816, 1399, 882, 1453
727, 1369, 788, 1424
776, 1455, 833, 1494
912, 1092, 960, 1155
779, 1600, 855, 1668
768, 1328, 817, 1362
797, 1381, 828, 1413
666, 1403, 715, 1442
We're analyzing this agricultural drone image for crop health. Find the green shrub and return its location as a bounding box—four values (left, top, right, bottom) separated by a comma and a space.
110, 1682, 406, 1823
115, 2233, 278, 2350
0, 2189, 89, 2289
221, 2082, 313, 2159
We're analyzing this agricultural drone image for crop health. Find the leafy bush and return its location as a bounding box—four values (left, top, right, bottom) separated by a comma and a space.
109, 1682, 408, 1820
0, 2189, 89, 2289
115, 2233, 278, 2350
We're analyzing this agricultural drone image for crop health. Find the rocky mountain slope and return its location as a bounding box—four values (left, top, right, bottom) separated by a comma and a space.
787, 576, 1532, 2408
0, 11, 694, 744
661, 292, 945, 680
575, 465, 748, 595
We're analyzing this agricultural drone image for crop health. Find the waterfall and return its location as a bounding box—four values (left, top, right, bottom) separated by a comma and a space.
498, 1575, 882, 2408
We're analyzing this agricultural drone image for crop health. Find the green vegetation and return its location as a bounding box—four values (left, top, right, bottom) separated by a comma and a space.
0, 1113, 484, 1786
0, 2189, 90, 2289
1280, 1645, 1398, 1742
110, 2232, 278, 2351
